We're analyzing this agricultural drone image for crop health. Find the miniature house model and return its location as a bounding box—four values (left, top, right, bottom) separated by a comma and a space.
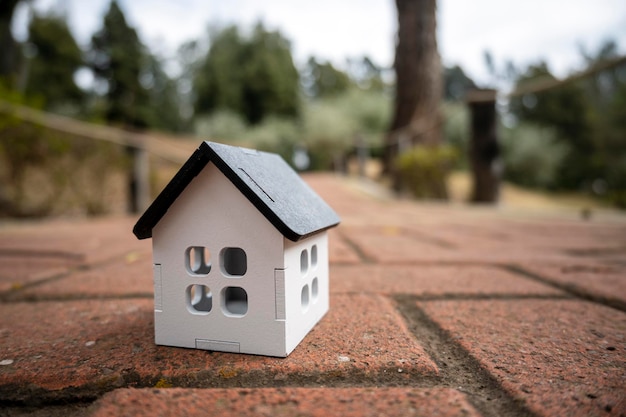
133, 141, 340, 357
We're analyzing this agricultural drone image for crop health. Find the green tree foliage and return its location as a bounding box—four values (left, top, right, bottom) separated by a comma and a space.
175, 40, 203, 125
194, 87, 391, 171
579, 41, 626, 206
506, 42, 626, 207
303, 57, 352, 98
194, 23, 300, 124
242, 116, 300, 164
510, 63, 595, 188
500, 124, 570, 189
441, 66, 475, 170
142, 53, 185, 132
603, 80, 626, 206
242, 24, 300, 123
347, 56, 386, 92
25, 12, 84, 111
195, 109, 248, 141
89, 0, 150, 128
509, 47, 626, 205
294, 87, 391, 169
194, 26, 243, 117
444, 65, 476, 100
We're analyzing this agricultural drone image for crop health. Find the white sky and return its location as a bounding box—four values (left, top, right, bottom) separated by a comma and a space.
12, 0, 626, 85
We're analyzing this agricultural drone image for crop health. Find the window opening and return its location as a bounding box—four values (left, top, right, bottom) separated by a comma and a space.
186, 284, 212, 314
301, 285, 310, 312
311, 245, 318, 268
185, 247, 211, 275
311, 277, 319, 303
222, 287, 248, 316
221, 248, 247, 276
300, 249, 308, 275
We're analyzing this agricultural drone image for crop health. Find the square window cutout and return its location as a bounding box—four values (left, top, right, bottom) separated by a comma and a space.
222, 286, 248, 316
185, 247, 211, 275
186, 284, 212, 314
221, 247, 247, 276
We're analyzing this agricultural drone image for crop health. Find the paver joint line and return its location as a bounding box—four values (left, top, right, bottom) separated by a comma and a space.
335, 229, 376, 264
505, 264, 626, 313
392, 295, 538, 417
0, 252, 145, 302
0, 248, 85, 262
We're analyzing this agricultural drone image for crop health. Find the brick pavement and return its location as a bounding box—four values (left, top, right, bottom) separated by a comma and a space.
0, 173, 624, 417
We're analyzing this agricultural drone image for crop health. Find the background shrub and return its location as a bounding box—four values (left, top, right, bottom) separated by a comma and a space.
500, 123, 570, 189
395, 145, 458, 199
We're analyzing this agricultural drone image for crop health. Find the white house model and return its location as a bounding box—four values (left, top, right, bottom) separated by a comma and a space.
133, 141, 340, 357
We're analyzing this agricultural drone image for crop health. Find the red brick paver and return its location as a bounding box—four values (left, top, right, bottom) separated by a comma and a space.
419, 299, 626, 417
0, 294, 436, 398
331, 264, 564, 296
89, 387, 481, 417
12, 253, 153, 300
0, 173, 625, 417
0, 217, 150, 294
516, 263, 626, 309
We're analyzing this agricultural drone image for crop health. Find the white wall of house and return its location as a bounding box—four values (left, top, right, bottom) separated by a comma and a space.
151, 162, 288, 356
283, 231, 330, 354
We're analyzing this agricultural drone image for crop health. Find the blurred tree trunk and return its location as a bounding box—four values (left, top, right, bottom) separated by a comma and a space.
385, 0, 442, 178
0, 0, 21, 83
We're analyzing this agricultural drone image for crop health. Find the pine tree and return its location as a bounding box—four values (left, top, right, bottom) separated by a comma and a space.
26, 12, 83, 111
194, 23, 300, 124
89, 0, 150, 128
304, 57, 352, 98
143, 53, 185, 132
194, 26, 245, 117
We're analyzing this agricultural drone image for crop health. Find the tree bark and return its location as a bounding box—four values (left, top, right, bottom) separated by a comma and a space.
385, 0, 442, 173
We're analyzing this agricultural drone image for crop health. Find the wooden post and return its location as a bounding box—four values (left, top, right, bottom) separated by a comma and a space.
467, 89, 500, 203
354, 134, 368, 178
333, 153, 348, 176
126, 141, 150, 214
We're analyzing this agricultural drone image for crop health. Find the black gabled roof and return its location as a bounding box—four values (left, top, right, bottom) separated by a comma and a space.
133, 141, 340, 242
